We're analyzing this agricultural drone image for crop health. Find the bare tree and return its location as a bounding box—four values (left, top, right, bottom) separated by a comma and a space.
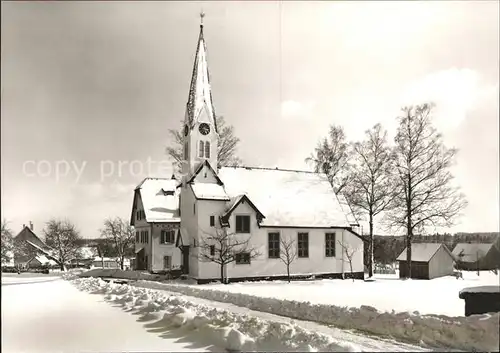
166, 116, 242, 173
197, 227, 261, 284
386, 103, 468, 279
44, 219, 82, 271
100, 217, 135, 270
279, 236, 297, 283
1, 220, 14, 264
337, 240, 360, 282
343, 124, 395, 278
306, 125, 353, 194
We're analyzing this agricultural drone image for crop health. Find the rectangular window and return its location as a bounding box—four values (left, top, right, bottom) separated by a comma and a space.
199, 141, 204, 158
135, 231, 139, 243
205, 141, 211, 158
184, 142, 188, 160
209, 216, 215, 227
235, 252, 250, 264
161, 230, 175, 244
268, 232, 280, 258
325, 233, 336, 257
145, 231, 149, 244
193, 203, 196, 214
235, 215, 250, 233
210, 245, 215, 256
163, 256, 172, 269
298, 232, 309, 258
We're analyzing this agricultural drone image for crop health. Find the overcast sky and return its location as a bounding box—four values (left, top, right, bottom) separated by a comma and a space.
1, 1, 498, 238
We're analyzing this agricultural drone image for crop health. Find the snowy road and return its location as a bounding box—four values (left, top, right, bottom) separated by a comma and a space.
1, 278, 215, 353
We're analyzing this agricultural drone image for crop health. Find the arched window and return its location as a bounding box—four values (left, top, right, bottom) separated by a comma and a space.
199, 141, 204, 158
205, 141, 211, 158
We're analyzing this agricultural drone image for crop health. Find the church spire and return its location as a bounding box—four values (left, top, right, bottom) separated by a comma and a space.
185, 12, 218, 133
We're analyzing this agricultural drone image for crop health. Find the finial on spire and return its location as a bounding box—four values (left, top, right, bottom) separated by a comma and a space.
200, 11, 205, 27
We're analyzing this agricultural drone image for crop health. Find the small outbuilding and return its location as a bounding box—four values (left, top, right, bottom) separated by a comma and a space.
397, 243, 455, 280
452, 242, 500, 271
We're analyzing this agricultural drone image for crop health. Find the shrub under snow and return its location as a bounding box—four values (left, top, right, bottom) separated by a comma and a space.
71, 277, 364, 352
133, 280, 499, 352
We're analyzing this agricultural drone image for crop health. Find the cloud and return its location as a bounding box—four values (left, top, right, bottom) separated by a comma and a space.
399, 68, 497, 131
281, 100, 316, 120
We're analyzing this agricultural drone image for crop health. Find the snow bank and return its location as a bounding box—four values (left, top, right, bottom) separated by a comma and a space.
133, 280, 499, 352
77, 269, 160, 281
61, 269, 86, 281
71, 277, 362, 352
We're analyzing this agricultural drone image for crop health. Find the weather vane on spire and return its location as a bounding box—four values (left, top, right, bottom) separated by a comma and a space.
200, 10, 205, 26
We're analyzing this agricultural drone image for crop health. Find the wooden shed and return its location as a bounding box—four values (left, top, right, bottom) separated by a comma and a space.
397, 243, 454, 279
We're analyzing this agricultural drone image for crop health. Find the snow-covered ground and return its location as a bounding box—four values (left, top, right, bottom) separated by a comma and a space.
131, 271, 499, 351
1, 273, 61, 285
68, 276, 433, 352
172, 271, 500, 317
1, 277, 217, 353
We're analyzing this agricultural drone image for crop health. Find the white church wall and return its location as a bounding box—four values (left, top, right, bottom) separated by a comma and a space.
192, 198, 363, 281
150, 223, 182, 272
180, 184, 199, 278
187, 122, 219, 175
225, 228, 364, 279
192, 163, 219, 184
196, 199, 231, 280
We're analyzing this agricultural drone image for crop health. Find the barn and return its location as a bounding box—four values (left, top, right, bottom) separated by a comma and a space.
397, 243, 455, 279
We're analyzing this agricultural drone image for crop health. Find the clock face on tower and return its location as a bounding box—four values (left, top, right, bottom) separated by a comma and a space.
184, 124, 189, 137
199, 123, 210, 135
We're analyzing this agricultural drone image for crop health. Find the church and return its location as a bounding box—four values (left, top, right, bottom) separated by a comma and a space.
130, 17, 364, 283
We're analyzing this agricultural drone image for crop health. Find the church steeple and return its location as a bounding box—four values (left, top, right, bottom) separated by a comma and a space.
185, 12, 218, 133
182, 13, 219, 176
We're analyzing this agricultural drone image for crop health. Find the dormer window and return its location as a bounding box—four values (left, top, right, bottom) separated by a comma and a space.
161, 188, 175, 196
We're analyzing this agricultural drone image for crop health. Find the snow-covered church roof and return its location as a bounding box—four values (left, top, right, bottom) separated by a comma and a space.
336, 194, 359, 226
218, 166, 352, 228
132, 177, 180, 224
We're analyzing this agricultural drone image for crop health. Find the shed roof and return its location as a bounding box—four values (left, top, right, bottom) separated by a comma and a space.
452, 243, 494, 263
396, 243, 452, 262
